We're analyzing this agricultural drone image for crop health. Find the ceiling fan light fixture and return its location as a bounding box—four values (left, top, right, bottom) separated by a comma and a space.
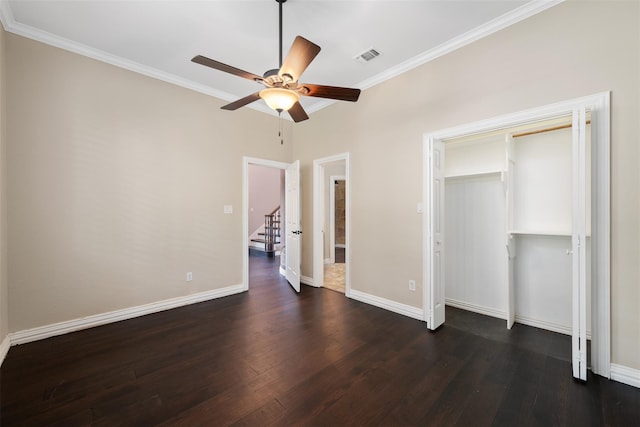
260, 87, 299, 111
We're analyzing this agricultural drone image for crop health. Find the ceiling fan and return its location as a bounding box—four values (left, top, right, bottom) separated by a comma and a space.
191, 0, 361, 123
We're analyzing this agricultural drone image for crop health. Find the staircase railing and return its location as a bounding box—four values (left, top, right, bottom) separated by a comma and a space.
263, 207, 281, 254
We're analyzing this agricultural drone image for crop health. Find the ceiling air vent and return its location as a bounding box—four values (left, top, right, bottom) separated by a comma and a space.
354, 48, 381, 63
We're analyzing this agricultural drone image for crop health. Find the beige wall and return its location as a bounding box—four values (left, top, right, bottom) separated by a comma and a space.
293, 1, 640, 370
6, 34, 290, 332
0, 26, 8, 342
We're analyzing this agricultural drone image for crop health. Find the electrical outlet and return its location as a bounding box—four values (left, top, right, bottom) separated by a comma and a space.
409, 280, 416, 291
186, 272, 193, 282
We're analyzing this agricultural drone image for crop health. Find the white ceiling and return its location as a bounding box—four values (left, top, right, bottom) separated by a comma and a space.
1, 0, 560, 118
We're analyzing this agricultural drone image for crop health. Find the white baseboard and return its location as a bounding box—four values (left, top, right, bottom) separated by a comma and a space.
301, 275, 316, 287
277, 268, 316, 288
349, 289, 423, 320
445, 299, 592, 339
446, 298, 506, 320
9, 284, 244, 346
0, 334, 10, 367
515, 314, 592, 340
611, 364, 640, 389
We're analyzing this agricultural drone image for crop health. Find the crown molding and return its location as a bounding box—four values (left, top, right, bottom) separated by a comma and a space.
0, 0, 277, 117
0, 0, 563, 119
356, 0, 564, 92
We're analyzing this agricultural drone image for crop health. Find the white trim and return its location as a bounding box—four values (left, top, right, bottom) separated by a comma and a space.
349, 289, 423, 321
422, 139, 430, 323
0, 335, 10, 366
445, 299, 593, 339
0, 0, 562, 119
9, 284, 244, 345
335, 244, 346, 249
313, 153, 350, 295
423, 92, 610, 378
445, 299, 506, 321
243, 157, 290, 292
610, 364, 640, 389
301, 275, 316, 287
425, 93, 608, 141
515, 314, 592, 340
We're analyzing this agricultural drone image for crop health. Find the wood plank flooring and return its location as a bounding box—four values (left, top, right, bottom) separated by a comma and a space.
1, 254, 639, 426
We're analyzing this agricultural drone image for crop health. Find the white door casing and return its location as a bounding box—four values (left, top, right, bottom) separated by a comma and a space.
505, 135, 516, 329
286, 160, 301, 292
572, 107, 588, 380
242, 157, 290, 291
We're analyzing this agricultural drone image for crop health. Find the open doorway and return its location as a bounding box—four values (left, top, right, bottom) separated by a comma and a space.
313, 153, 350, 296
324, 175, 346, 293
242, 157, 301, 293
247, 164, 284, 257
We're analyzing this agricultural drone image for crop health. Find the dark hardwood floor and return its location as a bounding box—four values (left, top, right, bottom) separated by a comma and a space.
1, 255, 638, 426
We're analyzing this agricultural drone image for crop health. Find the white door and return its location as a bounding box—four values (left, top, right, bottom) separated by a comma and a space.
572, 107, 588, 380
505, 135, 516, 329
427, 138, 445, 330
285, 160, 302, 292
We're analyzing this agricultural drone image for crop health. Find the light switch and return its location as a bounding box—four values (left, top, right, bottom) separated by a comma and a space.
224, 205, 233, 214
417, 202, 423, 214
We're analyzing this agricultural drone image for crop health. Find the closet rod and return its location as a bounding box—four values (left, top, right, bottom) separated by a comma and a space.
512, 120, 591, 138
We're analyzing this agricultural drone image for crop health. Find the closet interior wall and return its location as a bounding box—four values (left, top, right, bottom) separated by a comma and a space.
443, 121, 592, 337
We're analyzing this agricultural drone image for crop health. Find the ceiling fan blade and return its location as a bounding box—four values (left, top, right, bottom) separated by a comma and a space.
279, 36, 321, 82
301, 84, 361, 102
221, 92, 262, 111
288, 102, 309, 123
192, 55, 263, 82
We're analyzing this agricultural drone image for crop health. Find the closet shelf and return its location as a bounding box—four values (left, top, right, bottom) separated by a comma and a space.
444, 170, 503, 180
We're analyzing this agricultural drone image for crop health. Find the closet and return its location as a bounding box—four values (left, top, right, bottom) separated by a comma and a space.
442, 117, 591, 338
425, 93, 610, 381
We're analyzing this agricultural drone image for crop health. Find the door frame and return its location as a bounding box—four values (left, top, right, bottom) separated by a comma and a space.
242, 156, 290, 291
422, 92, 610, 378
313, 153, 350, 296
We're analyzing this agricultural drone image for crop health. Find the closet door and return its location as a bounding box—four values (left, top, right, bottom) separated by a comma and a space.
505, 135, 516, 329
427, 138, 445, 330
572, 107, 588, 381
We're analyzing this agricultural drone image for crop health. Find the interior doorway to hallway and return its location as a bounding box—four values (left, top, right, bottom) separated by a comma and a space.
313, 153, 350, 296
242, 157, 301, 292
